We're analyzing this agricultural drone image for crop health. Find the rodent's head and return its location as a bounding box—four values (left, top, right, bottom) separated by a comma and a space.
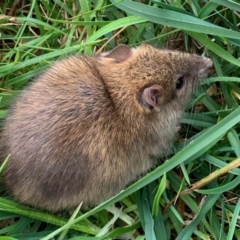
99, 44, 212, 115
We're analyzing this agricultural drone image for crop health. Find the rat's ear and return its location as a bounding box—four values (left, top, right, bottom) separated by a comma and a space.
141, 85, 163, 108
101, 45, 133, 62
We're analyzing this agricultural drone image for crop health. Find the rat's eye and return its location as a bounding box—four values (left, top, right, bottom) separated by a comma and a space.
176, 76, 185, 90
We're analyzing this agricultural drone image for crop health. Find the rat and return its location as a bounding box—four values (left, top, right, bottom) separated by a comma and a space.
0, 44, 212, 212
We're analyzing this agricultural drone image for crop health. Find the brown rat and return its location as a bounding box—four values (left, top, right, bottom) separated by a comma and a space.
1, 44, 212, 212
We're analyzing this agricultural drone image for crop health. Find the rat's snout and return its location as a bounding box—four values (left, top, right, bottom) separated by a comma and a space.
197, 57, 212, 79
203, 57, 213, 69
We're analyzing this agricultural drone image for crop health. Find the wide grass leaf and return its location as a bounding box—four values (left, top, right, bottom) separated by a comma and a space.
111, 0, 240, 39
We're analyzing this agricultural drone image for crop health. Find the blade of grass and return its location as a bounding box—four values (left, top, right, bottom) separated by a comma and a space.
186, 31, 240, 67
210, 0, 240, 11
176, 194, 221, 240
141, 187, 156, 240
203, 77, 240, 84
80, 0, 93, 54
198, 2, 219, 18
111, 0, 240, 39
203, 154, 240, 175
0, 155, 11, 174
87, 16, 147, 42
196, 174, 240, 194
58, 203, 82, 240
226, 198, 240, 240
0, 41, 100, 77
181, 158, 240, 195
227, 130, 240, 157
152, 173, 166, 218
0, 198, 99, 234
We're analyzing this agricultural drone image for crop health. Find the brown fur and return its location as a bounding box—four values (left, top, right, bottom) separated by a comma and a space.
1, 44, 212, 212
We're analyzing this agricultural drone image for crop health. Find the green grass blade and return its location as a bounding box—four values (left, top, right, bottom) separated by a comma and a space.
0, 41, 100, 78
227, 130, 240, 157
0, 198, 99, 234
210, 0, 240, 11
111, 0, 240, 39
198, 2, 219, 18
186, 31, 240, 67
142, 188, 156, 240
176, 194, 221, 240
196, 174, 240, 194
87, 16, 147, 42
227, 198, 240, 240
152, 173, 166, 218
203, 77, 240, 84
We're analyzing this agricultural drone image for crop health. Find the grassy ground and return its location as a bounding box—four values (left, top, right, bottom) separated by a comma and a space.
1, 0, 240, 239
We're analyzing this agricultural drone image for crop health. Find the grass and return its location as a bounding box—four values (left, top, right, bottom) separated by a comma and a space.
0, 0, 240, 239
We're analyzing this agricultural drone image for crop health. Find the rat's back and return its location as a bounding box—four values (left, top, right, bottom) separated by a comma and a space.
2, 55, 118, 211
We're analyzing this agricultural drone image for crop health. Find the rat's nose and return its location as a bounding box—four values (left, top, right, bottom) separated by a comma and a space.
197, 57, 212, 79
203, 57, 213, 68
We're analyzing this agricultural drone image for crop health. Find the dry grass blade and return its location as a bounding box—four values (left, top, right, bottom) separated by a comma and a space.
181, 158, 240, 196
